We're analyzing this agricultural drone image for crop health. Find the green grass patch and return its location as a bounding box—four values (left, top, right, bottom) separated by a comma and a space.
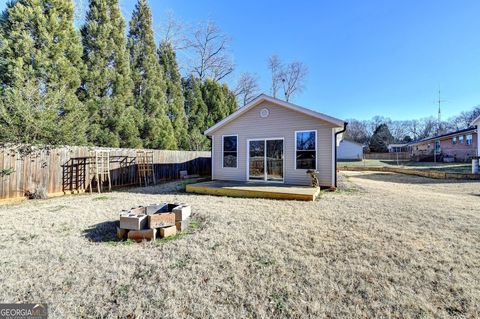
175, 178, 201, 192
106, 238, 136, 246
92, 196, 110, 201
155, 216, 203, 245
48, 205, 69, 212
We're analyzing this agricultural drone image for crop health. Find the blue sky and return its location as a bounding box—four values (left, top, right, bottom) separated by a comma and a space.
1, 0, 479, 121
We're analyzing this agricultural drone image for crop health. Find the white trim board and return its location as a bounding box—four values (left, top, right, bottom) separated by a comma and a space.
294, 130, 317, 171
221, 134, 238, 168
204, 94, 345, 136
246, 137, 285, 183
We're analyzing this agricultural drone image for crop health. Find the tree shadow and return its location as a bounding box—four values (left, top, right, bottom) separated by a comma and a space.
350, 172, 473, 185
83, 220, 118, 242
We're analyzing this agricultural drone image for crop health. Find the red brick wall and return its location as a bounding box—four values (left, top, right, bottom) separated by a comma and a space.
440, 132, 477, 161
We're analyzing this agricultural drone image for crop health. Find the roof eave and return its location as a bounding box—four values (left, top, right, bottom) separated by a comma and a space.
204, 94, 345, 136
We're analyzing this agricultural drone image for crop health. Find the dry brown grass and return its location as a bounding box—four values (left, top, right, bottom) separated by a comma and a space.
0, 172, 479, 318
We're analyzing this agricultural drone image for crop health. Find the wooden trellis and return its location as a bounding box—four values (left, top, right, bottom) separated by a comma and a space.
137, 150, 155, 186
88, 150, 112, 193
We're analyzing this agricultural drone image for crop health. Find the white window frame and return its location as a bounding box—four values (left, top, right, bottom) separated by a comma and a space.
452, 136, 457, 145
466, 134, 473, 145
459, 135, 464, 144
294, 130, 317, 170
222, 134, 238, 168
246, 137, 285, 183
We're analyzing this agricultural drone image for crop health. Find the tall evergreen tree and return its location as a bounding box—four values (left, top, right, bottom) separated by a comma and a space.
127, 0, 176, 149
182, 75, 209, 150
0, 0, 87, 145
80, 0, 141, 148
369, 124, 394, 152
158, 41, 189, 150
201, 79, 237, 129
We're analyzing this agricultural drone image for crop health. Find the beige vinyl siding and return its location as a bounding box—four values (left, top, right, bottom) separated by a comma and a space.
211, 102, 337, 186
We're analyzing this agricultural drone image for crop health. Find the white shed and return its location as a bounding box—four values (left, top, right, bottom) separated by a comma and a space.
338, 140, 363, 160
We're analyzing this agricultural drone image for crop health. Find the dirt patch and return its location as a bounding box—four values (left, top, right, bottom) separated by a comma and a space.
0, 175, 479, 318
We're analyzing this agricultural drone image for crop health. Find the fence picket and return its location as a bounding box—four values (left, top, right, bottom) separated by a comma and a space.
0, 146, 211, 200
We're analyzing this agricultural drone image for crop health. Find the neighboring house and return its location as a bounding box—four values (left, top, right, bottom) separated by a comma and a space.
204, 94, 346, 187
338, 139, 363, 160
388, 143, 410, 153
472, 115, 480, 156
410, 127, 478, 162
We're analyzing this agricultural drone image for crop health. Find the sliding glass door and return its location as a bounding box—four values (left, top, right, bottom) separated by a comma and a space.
248, 139, 284, 182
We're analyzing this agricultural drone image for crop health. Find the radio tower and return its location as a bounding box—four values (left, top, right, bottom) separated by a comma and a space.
436, 89, 445, 134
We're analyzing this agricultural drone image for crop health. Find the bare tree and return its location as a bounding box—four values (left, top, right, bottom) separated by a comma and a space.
186, 20, 234, 81
389, 120, 409, 142
157, 11, 188, 50
268, 55, 282, 98
280, 61, 308, 102
234, 72, 260, 107
344, 119, 370, 144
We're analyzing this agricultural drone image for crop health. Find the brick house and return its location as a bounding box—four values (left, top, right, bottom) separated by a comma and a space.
410, 127, 478, 162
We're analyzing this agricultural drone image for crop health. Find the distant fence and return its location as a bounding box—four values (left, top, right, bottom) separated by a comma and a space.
363, 152, 410, 160
0, 146, 211, 201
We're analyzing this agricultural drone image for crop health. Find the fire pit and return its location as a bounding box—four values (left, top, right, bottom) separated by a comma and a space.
117, 202, 191, 242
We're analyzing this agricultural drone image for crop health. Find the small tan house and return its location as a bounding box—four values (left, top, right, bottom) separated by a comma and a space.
204, 94, 346, 187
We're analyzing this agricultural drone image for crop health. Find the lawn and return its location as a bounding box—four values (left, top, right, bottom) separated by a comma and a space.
338, 159, 472, 173
0, 173, 479, 318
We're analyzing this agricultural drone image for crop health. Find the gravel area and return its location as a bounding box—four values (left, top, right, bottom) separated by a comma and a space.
0, 172, 479, 318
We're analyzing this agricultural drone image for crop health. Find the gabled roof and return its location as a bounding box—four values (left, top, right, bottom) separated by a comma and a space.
204, 94, 345, 136
471, 114, 480, 126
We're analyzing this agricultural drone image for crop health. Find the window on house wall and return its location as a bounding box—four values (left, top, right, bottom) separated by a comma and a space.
435, 141, 441, 152
459, 135, 464, 144
452, 136, 457, 145
295, 130, 316, 169
223, 135, 237, 168
466, 134, 473, 145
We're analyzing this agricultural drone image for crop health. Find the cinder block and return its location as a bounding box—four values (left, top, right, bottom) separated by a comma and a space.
172, 204, 191, 221
148, 213, 176, 229
128, 228, 156, 242
120, 213, 147, 230
130, 206, 146, 215
145, 203, 168, 215
179, 170, 188, 179
116, 226, 129, 239
175, 219, 190, 232
159, 226, 177, 238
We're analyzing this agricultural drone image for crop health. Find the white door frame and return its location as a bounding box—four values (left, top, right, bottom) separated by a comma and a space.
246, 137, 285, 183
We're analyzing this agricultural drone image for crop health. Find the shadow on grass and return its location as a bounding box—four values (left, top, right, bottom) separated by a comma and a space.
119, 178, 210, 195
83, 220, 118, 242
82, 215, 206, 245
350, 172, 473, 185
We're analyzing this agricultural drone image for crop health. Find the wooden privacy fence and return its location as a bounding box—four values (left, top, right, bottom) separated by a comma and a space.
0, 146, 211, 201
363, 152, 410, 160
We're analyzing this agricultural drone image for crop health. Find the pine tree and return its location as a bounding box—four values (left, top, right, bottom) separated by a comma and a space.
182, 75, 209, 150
0, 80, 87, 145
127, 0, 176, 149
369, 124, 394, 152
158, 41, 189, 149
222, 83, 238, 114
201, 79, 237, 129
80, 0, 142, 148
0, 0, 87, 145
